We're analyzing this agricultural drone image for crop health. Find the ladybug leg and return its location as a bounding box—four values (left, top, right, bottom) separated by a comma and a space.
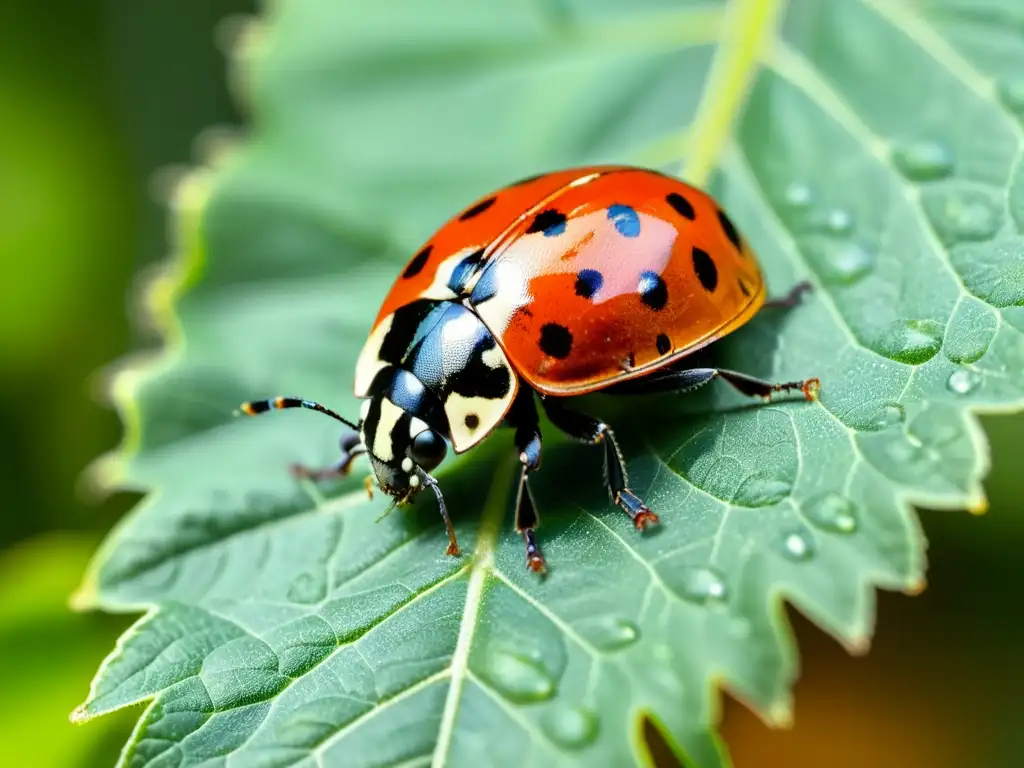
607, 368, 820, 401
513, 466, 546, 574
506, 388, 546, 573
290, 432, 367, 481
761, 280, 812, 310
541, 398, 659, 531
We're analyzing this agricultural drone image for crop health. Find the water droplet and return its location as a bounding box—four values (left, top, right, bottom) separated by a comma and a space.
287, 572, 326, 604
843, 400, 905, 432
824, 208, 854, 236
784, 182, 815, 210
997, 79, 1024, 119
478, 650, 557, 704
947, 368, 982, 396
779, 527, 816, 561
664, 565, 729, 604
803, 493, 859, 534
542, 706, 599, 750
921, 187, 1003, 246
582, 617, 640, 652
803, 240, 875, 286
876, 319, 943, 365
733, 472, 793, 507
891, 139, 954, 181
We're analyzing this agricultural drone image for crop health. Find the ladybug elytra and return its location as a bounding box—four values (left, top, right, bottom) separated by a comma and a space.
240, 165, 820, 574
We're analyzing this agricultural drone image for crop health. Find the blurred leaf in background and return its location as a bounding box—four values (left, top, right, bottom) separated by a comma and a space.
0, 0, 253, 764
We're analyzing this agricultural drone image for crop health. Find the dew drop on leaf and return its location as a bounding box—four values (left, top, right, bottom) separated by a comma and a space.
542, 706, 600, 750
733, 471, 793, 507
286, 572, 326, 604
823, 208, 854, 236
921, 187, 1003, 246
876, 319, 943, 365
843, 399, 905, 432
478, 649, 557, 704
946, 368, 982, 396
582, 616, 640, 652
779, 528, 816, 561
663, 566, 729, 604
783, 181, 815, 210
890, 139, 954, 181
803, 240, 875, 285
803, 493, 858, 534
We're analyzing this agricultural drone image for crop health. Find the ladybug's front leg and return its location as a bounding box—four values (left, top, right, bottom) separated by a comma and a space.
290, 432, 366, 481
507, 388, 546, 573
541, 397, 659, 531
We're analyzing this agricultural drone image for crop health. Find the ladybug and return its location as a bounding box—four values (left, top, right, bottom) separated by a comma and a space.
240, 165, 820, 574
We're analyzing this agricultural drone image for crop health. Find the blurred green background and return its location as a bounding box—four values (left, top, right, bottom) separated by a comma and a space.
0, 2, 1019, 767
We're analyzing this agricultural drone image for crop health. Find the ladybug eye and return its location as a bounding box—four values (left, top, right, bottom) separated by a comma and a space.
409, 430, 447, 472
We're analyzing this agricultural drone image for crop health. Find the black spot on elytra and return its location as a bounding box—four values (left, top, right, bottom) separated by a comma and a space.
526, 209, 568, 237
718, 208, 742, 250
574, 269, 603, 299
403, 246, 432, 279
638, 271, 668, 311
459, 196, 497, 221
464, 413, 480, 430
665, 192, 695, 220
539, 323, 573, 359
738, 277, 752, 297
692, 247, 719, 292
447, 247, 487, 294
656, 333, 672, 355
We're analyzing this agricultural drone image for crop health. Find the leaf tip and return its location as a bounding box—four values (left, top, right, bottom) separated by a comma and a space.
69, 703, 92, 725
967, 494, 989, 515
68, 579, 99, 613
846, 633, 871, 656
904, 576, 927, 596
766, 699, 794, 728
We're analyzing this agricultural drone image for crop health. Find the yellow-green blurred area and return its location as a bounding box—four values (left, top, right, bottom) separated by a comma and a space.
0, 2, 1020, 767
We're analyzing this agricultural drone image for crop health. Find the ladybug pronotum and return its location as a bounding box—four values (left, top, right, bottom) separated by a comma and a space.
241, 165, 820, 574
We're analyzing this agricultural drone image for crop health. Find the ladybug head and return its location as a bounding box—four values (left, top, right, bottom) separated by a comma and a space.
360, 394, 448, 501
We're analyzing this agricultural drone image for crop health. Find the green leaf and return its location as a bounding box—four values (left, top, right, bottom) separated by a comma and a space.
77, 1, 1024, 766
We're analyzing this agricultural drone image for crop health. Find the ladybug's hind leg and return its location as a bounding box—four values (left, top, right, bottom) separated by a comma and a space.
506, 387, 546, 574
607, 367, 820, 402
540, 397, 659, 531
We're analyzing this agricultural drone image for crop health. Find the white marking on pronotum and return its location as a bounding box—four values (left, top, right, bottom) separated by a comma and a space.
408, 416, 429, 439
481, 344, 505, 369
445, 389, 514, 453
354, 313, 394, 396
408, 474, 420, 488
372, 399, 404, 462
401, 457, 413, 473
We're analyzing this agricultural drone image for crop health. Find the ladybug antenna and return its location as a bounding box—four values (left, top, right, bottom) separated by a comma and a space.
237, 396, 360, 431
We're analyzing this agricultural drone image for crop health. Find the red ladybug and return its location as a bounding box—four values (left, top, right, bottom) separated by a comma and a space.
241, 166, 820, 573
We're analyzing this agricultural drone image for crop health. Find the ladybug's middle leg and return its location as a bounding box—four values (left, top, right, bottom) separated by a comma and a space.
540, 397, 659, 530
506, 387, 546, 573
